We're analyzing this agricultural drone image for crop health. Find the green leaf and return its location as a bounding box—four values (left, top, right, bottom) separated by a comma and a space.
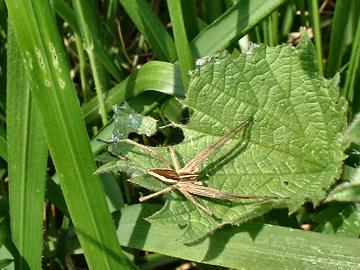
112, 103, 158, 139
104, 35, 348, 241
95, 105, 158, 174
90, 92, 170, 156
313, 204, 360, 237
160, 97, 184, 123
325, 167, 360, 203
0, 243, 15, 270
341, 111, 360, 145
95, 143, 154, 176
118, 204, 360, 270
82, 61, 184, 123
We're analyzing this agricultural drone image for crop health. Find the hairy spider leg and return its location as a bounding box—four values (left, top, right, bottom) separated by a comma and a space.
167, 146, 198, 181
147, 171, 177, 184
177, 186, 214, 217
181, 182, 282, 200
180, 119, 251, 174
119, 139, 170, 167
168, 146, 181, 171
143, 171, 215, 217
139, 184, 177, 202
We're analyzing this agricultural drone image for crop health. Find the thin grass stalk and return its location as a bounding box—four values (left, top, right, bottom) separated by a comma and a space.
266, 17, 274, 46
74, 33, 91, 101
343, 17, 360, 115
326, 0, 352, 77
280, 0, 296, 41
103, 0, 118, 45
307, 0, 323, 75
270, 11, 279, 45
167, 0, 195, 89
254, 26, 261, 43
72, 0, 110, 125
262, 20, 269, 45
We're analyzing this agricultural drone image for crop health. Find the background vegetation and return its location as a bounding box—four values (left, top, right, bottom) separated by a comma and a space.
0, 0, 359, 269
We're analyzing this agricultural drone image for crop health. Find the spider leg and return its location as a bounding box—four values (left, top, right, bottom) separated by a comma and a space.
167, 147, 199, 182
181, 119, 251, 173
118, 139, 170, 167
167, 146, 181, 171
177, 186, 214, 217
148, 170, 177, 184
139, 184, 177, 202
183, 182, 284, 200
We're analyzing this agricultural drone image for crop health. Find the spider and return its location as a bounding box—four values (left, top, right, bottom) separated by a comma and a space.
119, 118, 280, 217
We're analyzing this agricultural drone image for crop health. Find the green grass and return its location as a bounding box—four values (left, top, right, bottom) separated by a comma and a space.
6, 26, 47, 270
1, 0, 359, 269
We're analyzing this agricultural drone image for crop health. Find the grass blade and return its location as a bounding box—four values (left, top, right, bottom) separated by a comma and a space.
6, 26, 47, 270
5, 1, 129, 268
82, 61, 184, 123
326, 0, 352, 77
191, 0, 288, 58
180, 0, 200, 41
118, 204, 360, 270
343, 16, 360, 114
280, 0, 296, 41
269, 11, 279, 46
119, 0, 177, 61
53, 0, 124, 82
0, 259, 13, 269
202, 0, 226, 24
72, 0, 110, 125
52, 0, 79, 33
167, 0, 195, 88
307, 0, 323, 75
